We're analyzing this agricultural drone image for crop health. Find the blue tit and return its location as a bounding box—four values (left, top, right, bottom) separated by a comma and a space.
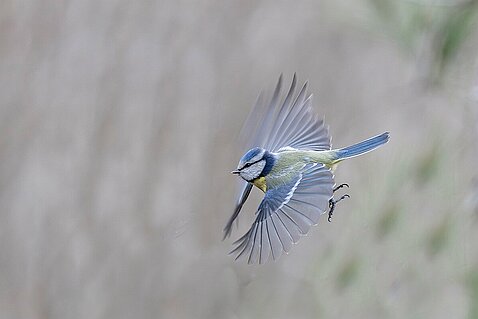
224, 74, 390, 264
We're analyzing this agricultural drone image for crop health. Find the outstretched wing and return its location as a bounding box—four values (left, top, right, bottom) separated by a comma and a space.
230, 164, 334, 264
240, 74, 331, 153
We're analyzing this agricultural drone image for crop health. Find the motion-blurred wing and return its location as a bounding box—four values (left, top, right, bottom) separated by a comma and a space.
230, 164, 334, 264
240, 74, 331, 152
223, 183, 253, 239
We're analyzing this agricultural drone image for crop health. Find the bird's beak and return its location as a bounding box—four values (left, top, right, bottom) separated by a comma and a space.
231, 170, 240, 175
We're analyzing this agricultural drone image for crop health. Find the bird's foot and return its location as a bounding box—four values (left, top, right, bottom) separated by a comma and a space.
328, 194, 350, 222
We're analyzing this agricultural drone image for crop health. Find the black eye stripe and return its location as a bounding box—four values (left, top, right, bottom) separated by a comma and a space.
240, 159, 262, 170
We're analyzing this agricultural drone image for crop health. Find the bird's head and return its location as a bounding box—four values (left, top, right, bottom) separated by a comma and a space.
232, 147, 275, 182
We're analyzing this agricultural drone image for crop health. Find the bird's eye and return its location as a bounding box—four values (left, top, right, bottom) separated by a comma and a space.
243, 162, 252, 169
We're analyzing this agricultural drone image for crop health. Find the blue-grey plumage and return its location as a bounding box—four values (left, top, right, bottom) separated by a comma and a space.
224, 74, 390, 264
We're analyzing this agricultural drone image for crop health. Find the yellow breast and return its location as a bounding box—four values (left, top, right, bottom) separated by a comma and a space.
252, 176, 267, 192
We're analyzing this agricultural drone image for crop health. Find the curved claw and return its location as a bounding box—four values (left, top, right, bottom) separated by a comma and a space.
333, 183, 350, 192
328, 214, 333, 223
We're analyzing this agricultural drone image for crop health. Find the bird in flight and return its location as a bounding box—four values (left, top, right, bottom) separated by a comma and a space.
224, 74, 389, 264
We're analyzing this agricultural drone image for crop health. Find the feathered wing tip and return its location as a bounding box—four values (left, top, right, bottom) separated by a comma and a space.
223, 183, 253, 240
264, 76, 331, 152
239, 74, 285, 151
239, 74, 331, 152
229, 164, 334, 264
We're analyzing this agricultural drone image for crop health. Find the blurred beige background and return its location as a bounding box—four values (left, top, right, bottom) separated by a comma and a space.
1, 0, 478, 318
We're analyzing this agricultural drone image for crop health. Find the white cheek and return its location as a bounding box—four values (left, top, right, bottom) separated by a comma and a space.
240, 160, 266, 181
240, 169, 254, 181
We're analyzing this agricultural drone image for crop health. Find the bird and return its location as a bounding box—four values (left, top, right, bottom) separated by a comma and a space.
224, 74, 390, 264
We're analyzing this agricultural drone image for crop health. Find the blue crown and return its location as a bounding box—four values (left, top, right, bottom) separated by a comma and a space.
240, 147, 263, 163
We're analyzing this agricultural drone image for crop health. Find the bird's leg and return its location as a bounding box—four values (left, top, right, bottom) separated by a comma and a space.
328, 194, 350, 222
333, 183, 349, 193
328, 183, 350, 222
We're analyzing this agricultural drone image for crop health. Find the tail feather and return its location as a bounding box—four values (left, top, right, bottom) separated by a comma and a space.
335, 132, 390, 161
